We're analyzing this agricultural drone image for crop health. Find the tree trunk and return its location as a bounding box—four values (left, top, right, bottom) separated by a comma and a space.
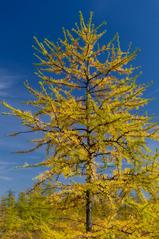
86, 189, 92, 232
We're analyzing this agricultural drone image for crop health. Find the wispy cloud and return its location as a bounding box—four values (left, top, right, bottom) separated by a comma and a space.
0, 160, 14, 178
0, 160, 16, 174
0, 68, 24, 96
0, 160, 17, 166
0, 176, 12, 181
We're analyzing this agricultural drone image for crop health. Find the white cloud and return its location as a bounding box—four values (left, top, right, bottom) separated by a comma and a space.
0, 176, 12, 181
0, 161, 15, 175
0, 160, 16, 166
0, 68, 24, 96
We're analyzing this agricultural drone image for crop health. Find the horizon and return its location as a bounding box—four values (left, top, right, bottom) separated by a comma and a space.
0, 0, 159, 196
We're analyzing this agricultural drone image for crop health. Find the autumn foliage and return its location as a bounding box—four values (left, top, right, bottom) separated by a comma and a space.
2, 12, 159, 238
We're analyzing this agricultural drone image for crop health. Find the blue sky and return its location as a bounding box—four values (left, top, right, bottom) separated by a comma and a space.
0, 0, 159, 196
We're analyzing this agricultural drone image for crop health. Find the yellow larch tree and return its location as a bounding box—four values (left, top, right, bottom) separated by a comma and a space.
2, 12, 159, 238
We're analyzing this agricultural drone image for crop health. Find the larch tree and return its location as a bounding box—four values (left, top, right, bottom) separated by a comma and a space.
2, 12, 159, 238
